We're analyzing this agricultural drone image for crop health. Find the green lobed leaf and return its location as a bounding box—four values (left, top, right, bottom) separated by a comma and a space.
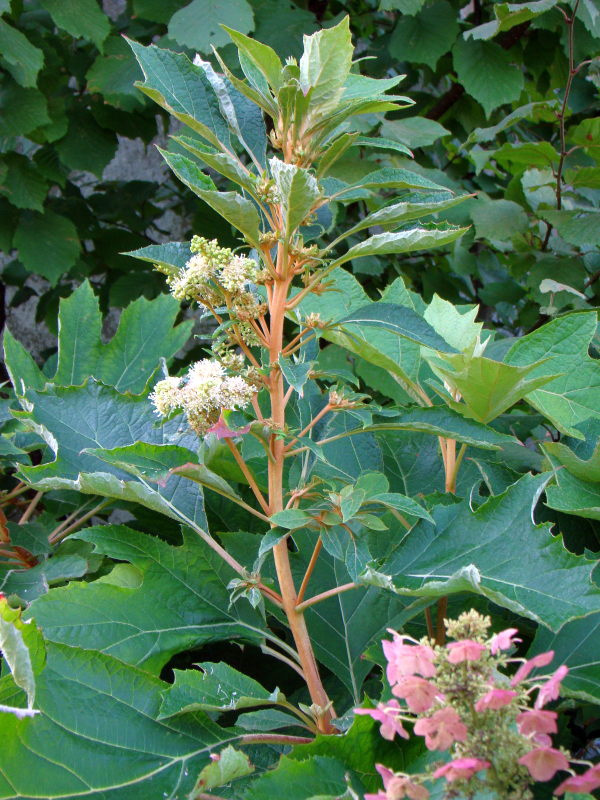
159, 661, 281, 718
371, 473, 600, 631
544, 462, 600, 520
28, 526, 269, 673
50, 281, 192, 392
505, 312, 600, 437
362, 406, 517, 450
337, 302, 458, 353
529, 612, 600, 704
426, 353, 558, 423
0, 599, 43, 709
16, 380, 207, 528
246, 755, 350, 800
0, 641, 236, 799
191, 745, 254, 795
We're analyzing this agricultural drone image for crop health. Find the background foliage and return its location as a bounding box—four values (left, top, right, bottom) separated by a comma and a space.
1, 0, 600, 798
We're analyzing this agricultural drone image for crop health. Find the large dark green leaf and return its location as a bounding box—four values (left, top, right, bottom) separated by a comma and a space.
506, 312, 600, 437
371, 473, 600, 631
52, 281, 192, 392
28, 526, 269, 673
529, 612, 600, 704
39, 0, 110, 50
0, 642, 236, 799
159, 662, 282, 718
17, 381, 206, 527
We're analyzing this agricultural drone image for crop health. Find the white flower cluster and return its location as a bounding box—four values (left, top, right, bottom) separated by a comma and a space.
164, 236, 259, 305
150, 358, 255, 435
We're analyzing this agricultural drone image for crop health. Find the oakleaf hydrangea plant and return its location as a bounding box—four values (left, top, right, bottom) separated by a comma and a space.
126, 18, 469, 733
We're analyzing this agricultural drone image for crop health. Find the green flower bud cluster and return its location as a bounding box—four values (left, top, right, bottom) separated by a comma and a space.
158, 237, 265, 345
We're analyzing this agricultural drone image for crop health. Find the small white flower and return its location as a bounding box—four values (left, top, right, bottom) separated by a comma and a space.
220, 255, 258, 293
150, 377, 182, 416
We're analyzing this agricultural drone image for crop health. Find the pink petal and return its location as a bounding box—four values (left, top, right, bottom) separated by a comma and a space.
518, 747, 570, 782
446, 640, 486, 663
392, 676, 439, 713
511, 651, 554, 686
490, 628, 521, 654
555, 765, 600, 796
516, 709, 557, 737
433, 757, 491, 782
475, 688, 517, 711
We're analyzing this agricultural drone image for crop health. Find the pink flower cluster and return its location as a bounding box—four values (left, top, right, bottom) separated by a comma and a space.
355, 613, 600, 800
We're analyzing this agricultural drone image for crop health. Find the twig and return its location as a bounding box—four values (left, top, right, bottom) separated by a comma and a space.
18, 491, 43, 525
295, 582, 358, 612
296, 537, 323, 604
225, 438, 271, 514
48, 500, 112, 544
542, 0, 582, 250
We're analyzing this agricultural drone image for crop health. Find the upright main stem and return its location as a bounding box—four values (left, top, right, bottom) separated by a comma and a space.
268, 277, 334, 734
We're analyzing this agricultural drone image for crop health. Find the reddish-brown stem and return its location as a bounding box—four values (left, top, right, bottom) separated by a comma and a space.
48, 499, 112, 544
225, 438, 271, 515
268, 269, 334, 733
284, 403, 332, 453
296, 537, 323, 604
425, 607, 435, 639
435, 596, 448, 646
295, 582, 358, 612
240, 733, 313, 746
18, 491, 43, 525
444, 438, 457, 494
251, 395, 264, 421
281, 327, 311, 356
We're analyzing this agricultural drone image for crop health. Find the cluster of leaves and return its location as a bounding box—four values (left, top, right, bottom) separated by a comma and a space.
0, 2, 599, 800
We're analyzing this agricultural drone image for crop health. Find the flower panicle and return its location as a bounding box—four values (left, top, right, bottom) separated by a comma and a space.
353, 610, 598, 800
150, 356, 256, 436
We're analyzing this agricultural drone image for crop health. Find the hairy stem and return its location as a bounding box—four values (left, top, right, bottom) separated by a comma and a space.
295, 582, 358, 612
268, 271, 334, 734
